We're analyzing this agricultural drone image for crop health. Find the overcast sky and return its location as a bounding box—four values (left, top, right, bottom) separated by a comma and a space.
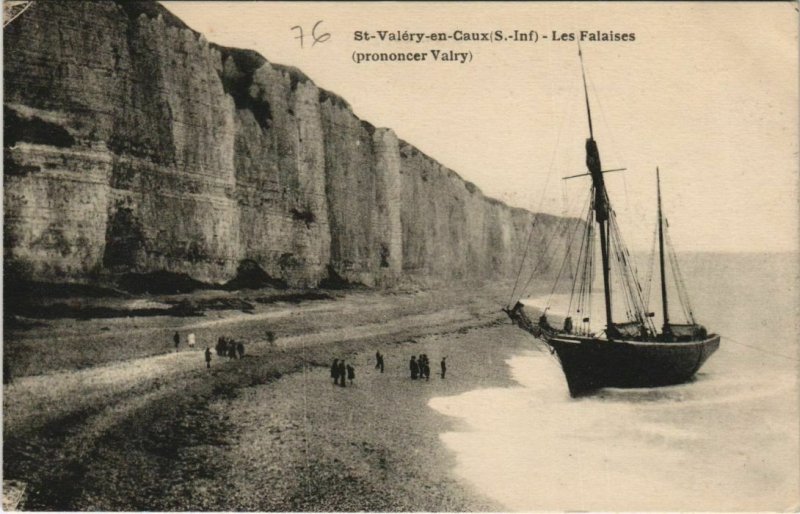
162, 2, 798, 254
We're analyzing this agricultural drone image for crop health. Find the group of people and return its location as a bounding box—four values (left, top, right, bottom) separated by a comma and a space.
172, 331, 246, 369
216, 336, 245, 360
173, 331, 196, 351
330, 359, 356, 387
410, 354, 431, 380
411, 354, 446, 380
329, 352, 448, 385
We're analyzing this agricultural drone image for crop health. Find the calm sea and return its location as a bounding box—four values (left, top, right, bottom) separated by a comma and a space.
430, 252, 799, 511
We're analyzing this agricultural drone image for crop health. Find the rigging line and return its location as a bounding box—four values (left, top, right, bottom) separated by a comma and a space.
521, 196, 590, 307
611, 222, 637, 324
511, 218, 557, 307
620, 234, 650, 326
567, 194, 595, 316
546, 239, 572, 309
608, 204, 654, 332
577, 199, 595, 317
667, 243, 691, 323
611, 202, 649, 314
722, 335, 799, 362
520, 188, 591, 301
664, 226, 691, 322
516, 212, 572, 303
644, 222, 658, 310
583, 212, 596, 334
508, 213, 539, 308
578, 207, 595, 319
514, 221, 559, 305
546, 201, 590, 309
508, 91, 573, 307
666, 226, 696, 323
573, 197, 594, 331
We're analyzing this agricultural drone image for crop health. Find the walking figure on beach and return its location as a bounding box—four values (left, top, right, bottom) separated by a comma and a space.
173, 331, 180, 351
410, 356, 419, 380
338, 360, 347, 387
422, 354, 430, 381
375, 351, 384, 373
347, 364, 355, 385
441, 357, 446, 379
331, 359, 340, 385
236, 342, 245, 359
205, 347, 212, 368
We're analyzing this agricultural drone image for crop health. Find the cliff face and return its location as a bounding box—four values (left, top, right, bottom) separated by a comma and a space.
4, 1, 577, 290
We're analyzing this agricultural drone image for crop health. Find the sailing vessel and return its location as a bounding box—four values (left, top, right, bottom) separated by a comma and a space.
504, 50, 720, 396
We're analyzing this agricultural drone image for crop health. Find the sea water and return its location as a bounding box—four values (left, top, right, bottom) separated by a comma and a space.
429, 252, 799, 511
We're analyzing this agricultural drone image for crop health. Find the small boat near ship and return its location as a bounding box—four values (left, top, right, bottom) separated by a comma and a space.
504, 50, 720, 396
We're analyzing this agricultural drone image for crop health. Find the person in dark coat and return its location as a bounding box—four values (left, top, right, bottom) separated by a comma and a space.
441, 357, 447, 379
236, 342, 245, 359
331, 359, 340, 385
338, 360, 346, 387
410, 356, 419, 380
376, 351, 385, 372
346, 364, 355, 385
173, 331, 180, 351
205, 347, 212, 369
423, 357, 430, 381
227, 342, 237, 360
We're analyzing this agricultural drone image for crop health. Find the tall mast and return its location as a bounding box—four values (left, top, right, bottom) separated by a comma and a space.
580, 46, 594, 140
579, 46, 614, 333
656, 168, 671, 338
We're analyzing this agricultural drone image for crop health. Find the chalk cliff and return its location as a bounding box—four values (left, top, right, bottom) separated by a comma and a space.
4, 1, 577, 290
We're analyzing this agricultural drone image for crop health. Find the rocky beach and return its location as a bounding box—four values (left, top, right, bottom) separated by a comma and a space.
4, 283, 540, 511
3, 2, 570, 510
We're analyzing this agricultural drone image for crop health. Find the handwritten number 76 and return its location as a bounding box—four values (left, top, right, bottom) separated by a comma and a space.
291, 21, 330, 48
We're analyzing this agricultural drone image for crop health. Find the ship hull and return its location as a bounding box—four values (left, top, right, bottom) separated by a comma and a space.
546, 334, 720, 396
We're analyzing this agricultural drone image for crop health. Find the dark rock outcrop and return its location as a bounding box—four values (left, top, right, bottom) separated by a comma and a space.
4, 1, 579, 289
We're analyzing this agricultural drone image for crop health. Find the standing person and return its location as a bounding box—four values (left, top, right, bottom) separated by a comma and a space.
187, 332, 196, 350
338, 360, 346, 387
347, 364, 355, 385
378, 353, 385, 373
423, 356, 430, 381
331, 359, 340, 385
173, 331, 180, 352
440, 357, 447, 379
375, 351, 382, 370
227, 342, 237, 360
236, 342, 245, 359
410, 356, 419, 380
205, 347, 212, 369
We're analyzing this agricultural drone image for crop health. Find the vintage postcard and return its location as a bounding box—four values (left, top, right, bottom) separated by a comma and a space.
3, 1, 798, 511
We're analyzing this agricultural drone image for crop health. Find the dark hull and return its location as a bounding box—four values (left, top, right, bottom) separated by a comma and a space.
546, 334, 720, 396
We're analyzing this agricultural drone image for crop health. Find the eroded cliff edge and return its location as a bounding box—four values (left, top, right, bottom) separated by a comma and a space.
4, 1, 577, 290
